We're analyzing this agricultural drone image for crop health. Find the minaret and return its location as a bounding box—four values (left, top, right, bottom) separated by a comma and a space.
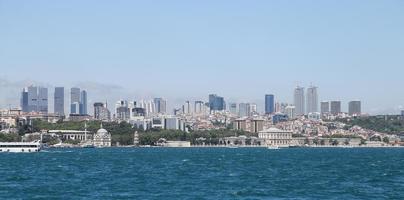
84, 121, 87, 141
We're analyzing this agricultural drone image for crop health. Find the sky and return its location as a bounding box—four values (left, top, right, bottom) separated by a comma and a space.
1, 0, 404, 114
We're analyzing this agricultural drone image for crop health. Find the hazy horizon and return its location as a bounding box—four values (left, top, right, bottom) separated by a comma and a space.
1, 1, 404, 114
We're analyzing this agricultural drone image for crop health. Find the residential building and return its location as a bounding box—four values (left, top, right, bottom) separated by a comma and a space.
321, 101, 330, 114
330, 101, 342, 115
348, 101, 361, 116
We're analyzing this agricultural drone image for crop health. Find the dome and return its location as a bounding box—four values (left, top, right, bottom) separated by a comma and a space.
97, 128, 108, 135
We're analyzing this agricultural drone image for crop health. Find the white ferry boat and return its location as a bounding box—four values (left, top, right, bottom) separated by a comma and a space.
0, 141, 42, 153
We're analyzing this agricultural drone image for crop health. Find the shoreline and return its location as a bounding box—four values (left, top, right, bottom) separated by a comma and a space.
48, 145, 404, 149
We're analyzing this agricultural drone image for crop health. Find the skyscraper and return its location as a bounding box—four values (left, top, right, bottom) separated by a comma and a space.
208, 94, 225, 112
229, 103, 237, 115
239, 103, 248, 117
265, 94, 275, 114
285, 105, 296, 119
194, 101, 204, 114
37, 87, 48, 113
70, 88, 87, 115
306, 86, 318, 113
320, 101, 330, 114
294, 86, 305, 116
70, 87, 81, 114
115, 100, 130, 121
23, 86, 48, 113
80, 90, 88, 115
27, 86, 38, 112
154, 98, 167, 114
20, 88, 28, 112
348, 101, 361, 116
330, 101, 342, 115
54, 87, 65, 116
248, 103, 257, 116
139, 100, 156, 116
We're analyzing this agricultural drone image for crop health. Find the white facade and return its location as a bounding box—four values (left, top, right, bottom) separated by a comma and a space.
163, 141, 191, 147
93, 126, 111, 147
258, 128, 293, 147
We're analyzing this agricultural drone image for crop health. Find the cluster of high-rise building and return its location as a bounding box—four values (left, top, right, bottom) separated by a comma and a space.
174, 100, 210, 116
20, 86, 88, 116
16, 85, 362, 127
70, 87, 88, 115
293, 85, 319, 116
320, 100, 361, 116
292, 85, 361, 117
21, 86, 48, 113
112, 98, 169, 121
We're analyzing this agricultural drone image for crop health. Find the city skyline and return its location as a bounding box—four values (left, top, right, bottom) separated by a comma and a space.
11, 82, 365, 117
1, 2, 404, 199
1, 1, 404, 114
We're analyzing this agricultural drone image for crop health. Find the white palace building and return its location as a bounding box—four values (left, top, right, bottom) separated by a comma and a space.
258, 127, 293, 147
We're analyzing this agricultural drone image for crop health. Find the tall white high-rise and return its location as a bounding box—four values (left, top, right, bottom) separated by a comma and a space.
139, 100, 156, 116
294, 86, 305, 116
229, 103, 237, 115
239, 103, 248, 117
154, 98, 167, 114
248, 103, 257, 116
285, 105, 296, 119
194, 101, 204, 114
182, 101, 191, 114
306, 86, 318, 113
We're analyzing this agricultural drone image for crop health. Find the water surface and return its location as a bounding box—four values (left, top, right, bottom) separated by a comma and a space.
0, 148, 403, 199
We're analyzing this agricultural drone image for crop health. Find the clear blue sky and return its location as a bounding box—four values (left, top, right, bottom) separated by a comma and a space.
1, 0, 404, 114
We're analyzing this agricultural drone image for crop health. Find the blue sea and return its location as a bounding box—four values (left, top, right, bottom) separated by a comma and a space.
1, 148, 404, 200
